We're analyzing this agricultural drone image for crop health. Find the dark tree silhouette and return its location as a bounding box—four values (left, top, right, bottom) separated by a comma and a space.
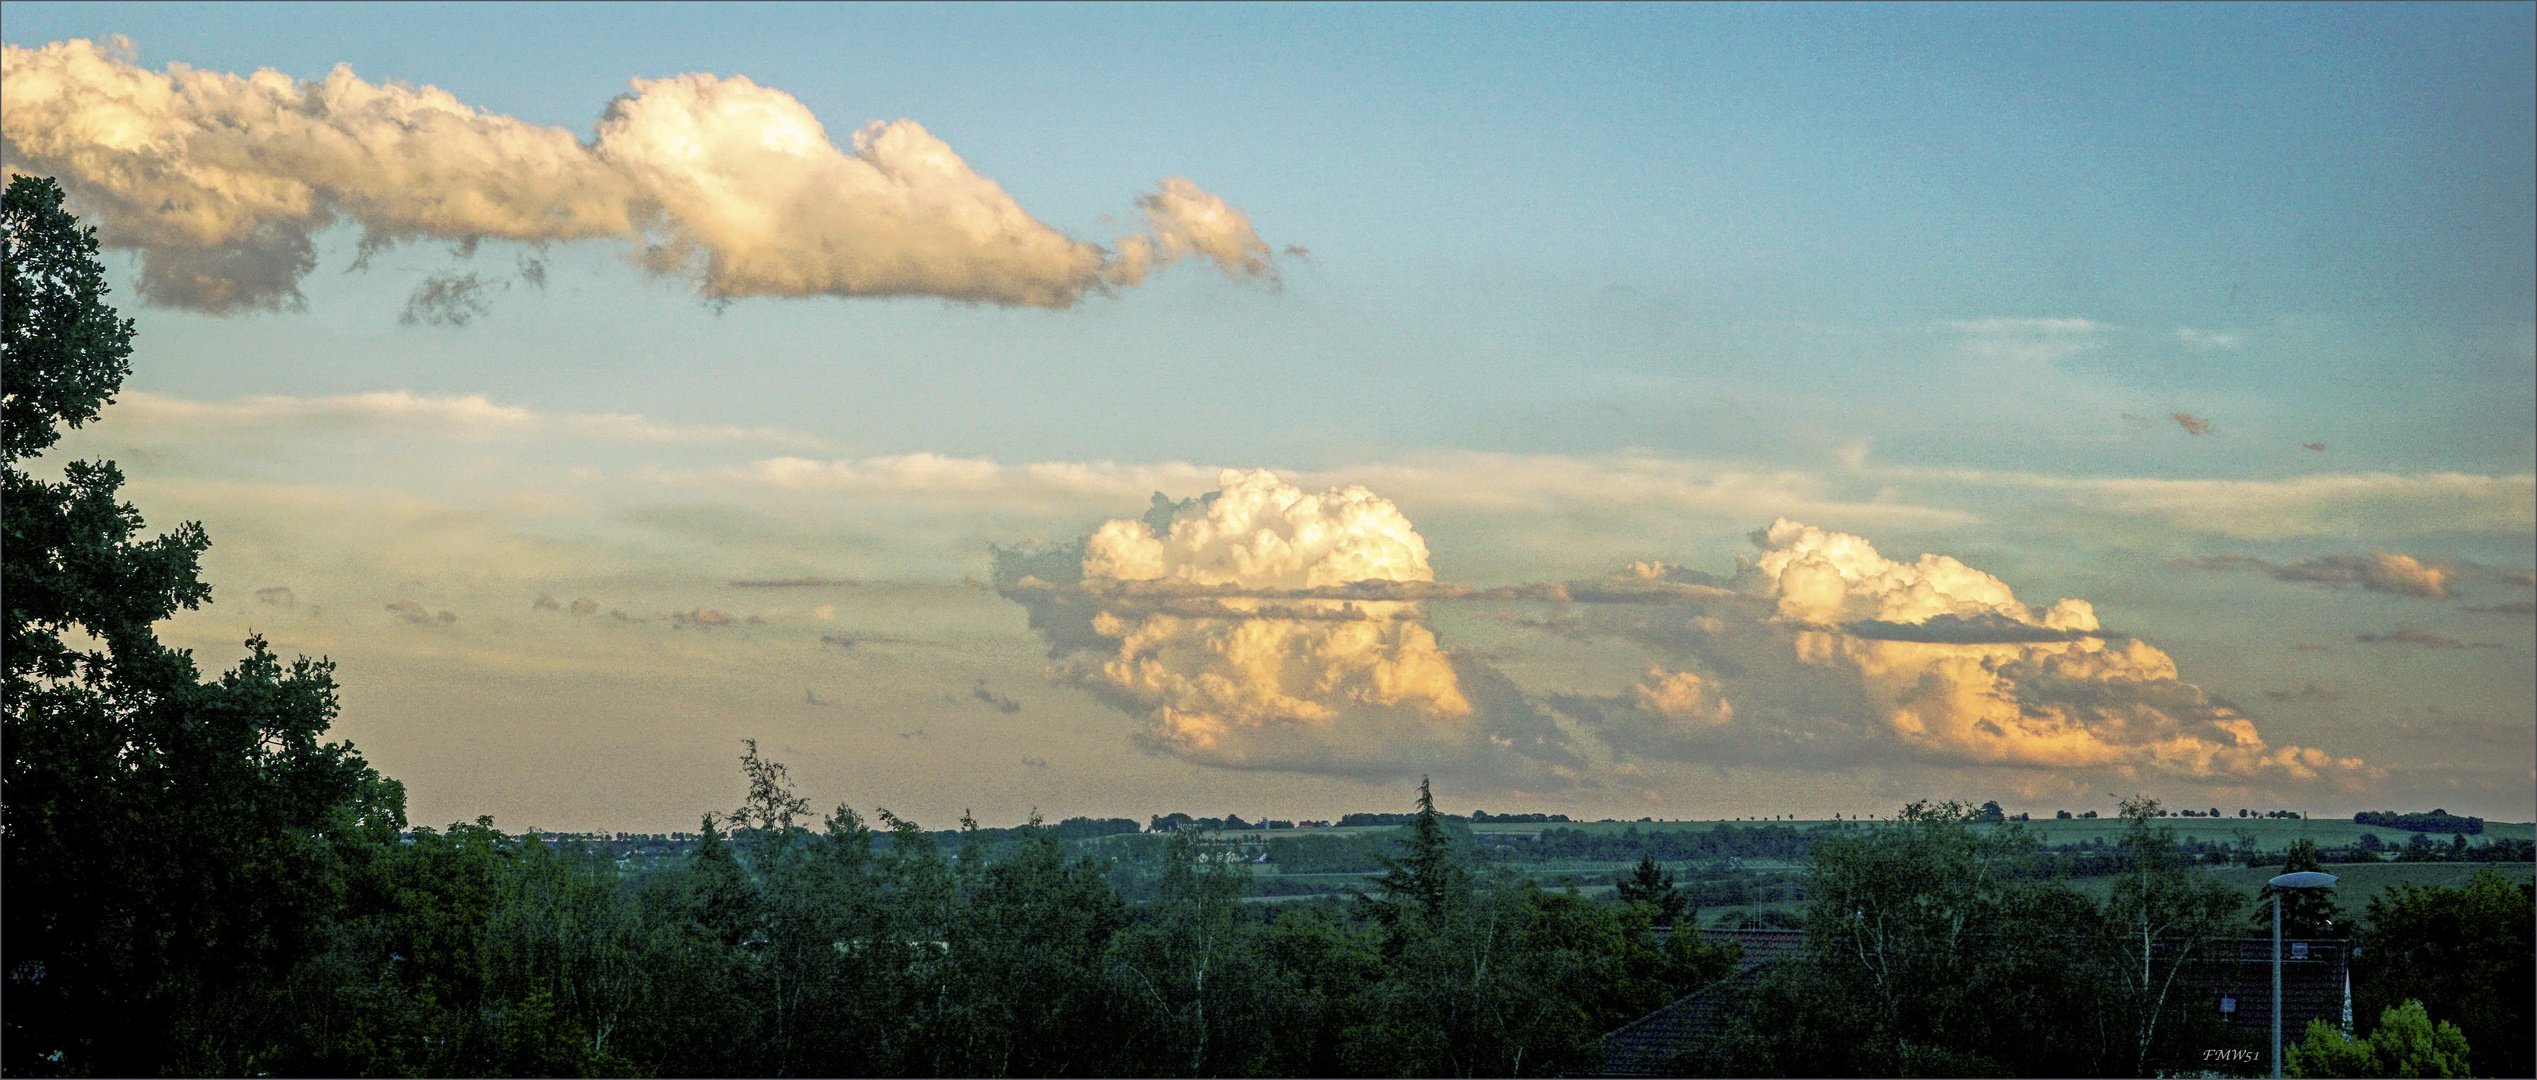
3, 175, 405, 1076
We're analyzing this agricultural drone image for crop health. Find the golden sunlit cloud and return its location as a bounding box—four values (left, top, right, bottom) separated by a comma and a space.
2, 37, 1275, 313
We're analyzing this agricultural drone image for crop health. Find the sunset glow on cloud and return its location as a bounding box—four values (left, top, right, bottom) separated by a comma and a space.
4, 6, 2526, 830
2, 37, 1273, 312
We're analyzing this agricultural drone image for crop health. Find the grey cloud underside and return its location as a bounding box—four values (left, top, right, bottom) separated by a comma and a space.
2353, 629, 2499, 649
1548, 692, 1880, 771
399, 271, 500, 327
1840, 612, 2102, 644
2179, 551, 2535, 602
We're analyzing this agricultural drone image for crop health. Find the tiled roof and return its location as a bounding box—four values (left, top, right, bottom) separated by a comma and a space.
1576, 934, 2350, 1077
1576, 929, 1800, 1077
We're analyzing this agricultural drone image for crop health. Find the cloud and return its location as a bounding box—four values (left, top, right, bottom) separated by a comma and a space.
567, 597, 598, 616
1945, 316, 2109, 363
2265, 683, 2340, 704
2303, 442, 2328, 452
971, 682, 1023, 714
2465, 600, 2535, 616
997, 469, 1581, 784
2181, 550, 2456, 599
2354, 629, 2495, 649
3, 38, 1274, 313
399, 271, 500, 327
254, 586, 295, 608
994, 476, 2375, 791
2172, 412, 2214, 436
1565, 519, 2371, 784
386, 599, 455, 624
1841, 612, 2098, 644
1631, 667, 1734, 726
671, 607, 734, 627
1106, 176, 1275, 286
714, 450, 1979, 535
99, 389, 833, 450
533, 593, 562, 611
729, 577, 855, 588
2272, 552, 2452, 597
1082, 469, 1437, 588
2174, 328, 2243, 349
1904, 468, 2534, 540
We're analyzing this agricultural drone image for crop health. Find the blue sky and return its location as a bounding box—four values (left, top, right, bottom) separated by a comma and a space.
7, 3, 2531, 829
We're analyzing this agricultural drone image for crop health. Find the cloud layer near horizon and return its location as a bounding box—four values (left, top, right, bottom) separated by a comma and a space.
990, 469, 2385, 794
1, 38, 1272, 312
35, 388, 2530, 818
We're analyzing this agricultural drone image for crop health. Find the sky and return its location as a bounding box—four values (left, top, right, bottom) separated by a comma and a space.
5, 2, 2531, 832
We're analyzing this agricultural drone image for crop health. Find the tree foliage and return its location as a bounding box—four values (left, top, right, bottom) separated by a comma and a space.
4, 174, 405, 1077
2287, 1000, 2473, 1079
2351, 867, 2533, 1079
1693, 795, 2254, 1077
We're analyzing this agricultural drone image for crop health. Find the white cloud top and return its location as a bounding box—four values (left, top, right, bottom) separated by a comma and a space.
1083, 469, 1435, 589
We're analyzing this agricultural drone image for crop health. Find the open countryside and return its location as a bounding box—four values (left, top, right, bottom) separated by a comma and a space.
6, 4, 2531, 1078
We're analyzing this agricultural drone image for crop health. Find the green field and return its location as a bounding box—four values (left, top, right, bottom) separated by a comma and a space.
2066, 860, 2534, 902
1224, 815, 2533, 853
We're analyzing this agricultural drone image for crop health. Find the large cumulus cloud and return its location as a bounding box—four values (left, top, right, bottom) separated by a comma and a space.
997, 469, 1580, 784
2, 38, 1273, 312
1575, 520, 2371, 787
996, 472, 2375, 796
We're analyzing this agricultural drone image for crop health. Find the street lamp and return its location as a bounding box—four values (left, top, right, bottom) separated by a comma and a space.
2269, 870, 2338, 1079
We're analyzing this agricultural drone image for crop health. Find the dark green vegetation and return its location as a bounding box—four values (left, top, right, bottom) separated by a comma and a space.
2287, 1000, 2472, 1078
1669, 802, 2533, 1078
2355, 809, 2484, 835
5, 177, 2532, 1077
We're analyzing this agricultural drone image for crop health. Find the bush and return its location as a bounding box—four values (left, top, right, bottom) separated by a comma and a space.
2286, 1000, 2471, 1078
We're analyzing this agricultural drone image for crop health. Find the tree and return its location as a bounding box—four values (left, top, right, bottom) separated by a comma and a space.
2250, 838, 2346, 937
2102, 794, 2247, 1077
1109, 828, 1263, 1075
2286, 1000, 2472, 1078
1615, 855, 1690, 927
4, 174, 406, 1076
2352, 867, 2532, 1079
1362, 775, 1473, 934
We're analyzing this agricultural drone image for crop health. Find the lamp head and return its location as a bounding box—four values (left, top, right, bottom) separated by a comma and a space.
2268, 871, 2339, 889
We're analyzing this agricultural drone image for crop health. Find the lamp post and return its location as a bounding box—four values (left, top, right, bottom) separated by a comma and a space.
2269, 870, 2338, 1078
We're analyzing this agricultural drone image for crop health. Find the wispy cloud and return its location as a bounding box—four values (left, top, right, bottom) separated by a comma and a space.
105, 391, 835, 450
1944, 316, 2112, 364
2354, 629, 2497, 649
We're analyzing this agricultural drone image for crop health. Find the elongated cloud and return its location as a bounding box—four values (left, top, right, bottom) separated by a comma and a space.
2177, 550, 2537, 600
999, 469, 1578, 783
2, 38, 1273, 312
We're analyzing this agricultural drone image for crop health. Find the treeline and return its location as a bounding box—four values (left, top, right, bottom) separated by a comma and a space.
77, 767, 1745, 1077
1517, 823, 1815, 862
2356, 809, 2485, 835
1336, 810, 1574, 826
1662, 803, 2534, 1078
